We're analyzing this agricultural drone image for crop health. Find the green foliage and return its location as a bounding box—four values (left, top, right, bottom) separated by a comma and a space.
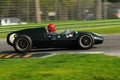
0, 54, 120, 80
0, 0, 97, 21
108, 0, 120, 2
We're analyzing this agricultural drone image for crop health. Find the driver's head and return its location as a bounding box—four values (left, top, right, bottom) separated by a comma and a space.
47, 24, 56, 32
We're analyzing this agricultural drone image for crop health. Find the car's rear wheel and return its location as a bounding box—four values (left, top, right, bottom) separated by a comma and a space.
78, 34, 94, 49
13, 35, 32, 53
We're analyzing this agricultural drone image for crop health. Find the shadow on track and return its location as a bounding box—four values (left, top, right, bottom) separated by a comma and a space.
0, 47, 98, 59
0, 50, 53, 59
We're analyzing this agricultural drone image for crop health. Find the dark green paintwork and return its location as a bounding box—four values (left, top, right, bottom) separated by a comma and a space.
7, 27, 104, 48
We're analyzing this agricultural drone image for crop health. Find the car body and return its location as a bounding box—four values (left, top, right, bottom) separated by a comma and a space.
7, 27, 104, 53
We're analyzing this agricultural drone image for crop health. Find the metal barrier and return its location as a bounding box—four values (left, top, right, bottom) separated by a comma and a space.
0, 0, 120, 23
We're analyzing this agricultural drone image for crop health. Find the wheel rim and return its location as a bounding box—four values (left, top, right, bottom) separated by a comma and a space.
79, 35, 93, 48
17, 38, 29, 50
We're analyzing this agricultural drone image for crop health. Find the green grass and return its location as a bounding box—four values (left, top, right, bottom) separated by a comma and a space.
0, 54, 120, 80
0, 33, 8, 38
0, 19, 120, 38
75, 26, 120, 34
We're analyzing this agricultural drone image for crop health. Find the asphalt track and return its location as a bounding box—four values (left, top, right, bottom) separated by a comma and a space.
0, 34, 120, 58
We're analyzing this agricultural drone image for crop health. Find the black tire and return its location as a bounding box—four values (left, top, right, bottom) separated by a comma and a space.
13, 35, 32, 53
78, 34, 94, 49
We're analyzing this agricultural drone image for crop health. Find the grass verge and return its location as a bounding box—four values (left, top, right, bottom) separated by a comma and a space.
0, 19, 120, 38
0, 54, 120, 80
75, 26, 120, 34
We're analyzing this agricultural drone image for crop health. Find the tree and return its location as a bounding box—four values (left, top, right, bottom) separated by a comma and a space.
35, 0, 41, 23
107, 0, 120, 2
96, 0, 102, 19
0, 0, 12, 18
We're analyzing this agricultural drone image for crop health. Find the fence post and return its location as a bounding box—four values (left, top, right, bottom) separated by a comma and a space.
54, 0, 57, 20
77, 0, 82, 20
26, 0, 30, 23
103, 0, 108, 19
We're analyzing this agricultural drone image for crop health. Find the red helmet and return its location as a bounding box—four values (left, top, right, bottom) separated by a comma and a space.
47, 24, 56, 32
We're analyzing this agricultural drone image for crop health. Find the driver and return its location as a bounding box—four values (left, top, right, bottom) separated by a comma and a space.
47, 24, 56, 33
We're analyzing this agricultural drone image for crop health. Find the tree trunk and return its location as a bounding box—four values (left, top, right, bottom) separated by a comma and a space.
96, 0, 102, 19
35, 0, 41, 23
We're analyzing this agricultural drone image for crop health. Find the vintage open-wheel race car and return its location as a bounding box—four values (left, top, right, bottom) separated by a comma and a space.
7, 27, 104, 53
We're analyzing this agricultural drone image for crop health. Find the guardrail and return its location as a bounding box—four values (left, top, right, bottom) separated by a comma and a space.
0, 19, 120, 33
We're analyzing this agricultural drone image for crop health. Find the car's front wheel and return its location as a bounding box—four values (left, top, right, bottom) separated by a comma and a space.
78, 34, 94, 49
13, 35, 32, 53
